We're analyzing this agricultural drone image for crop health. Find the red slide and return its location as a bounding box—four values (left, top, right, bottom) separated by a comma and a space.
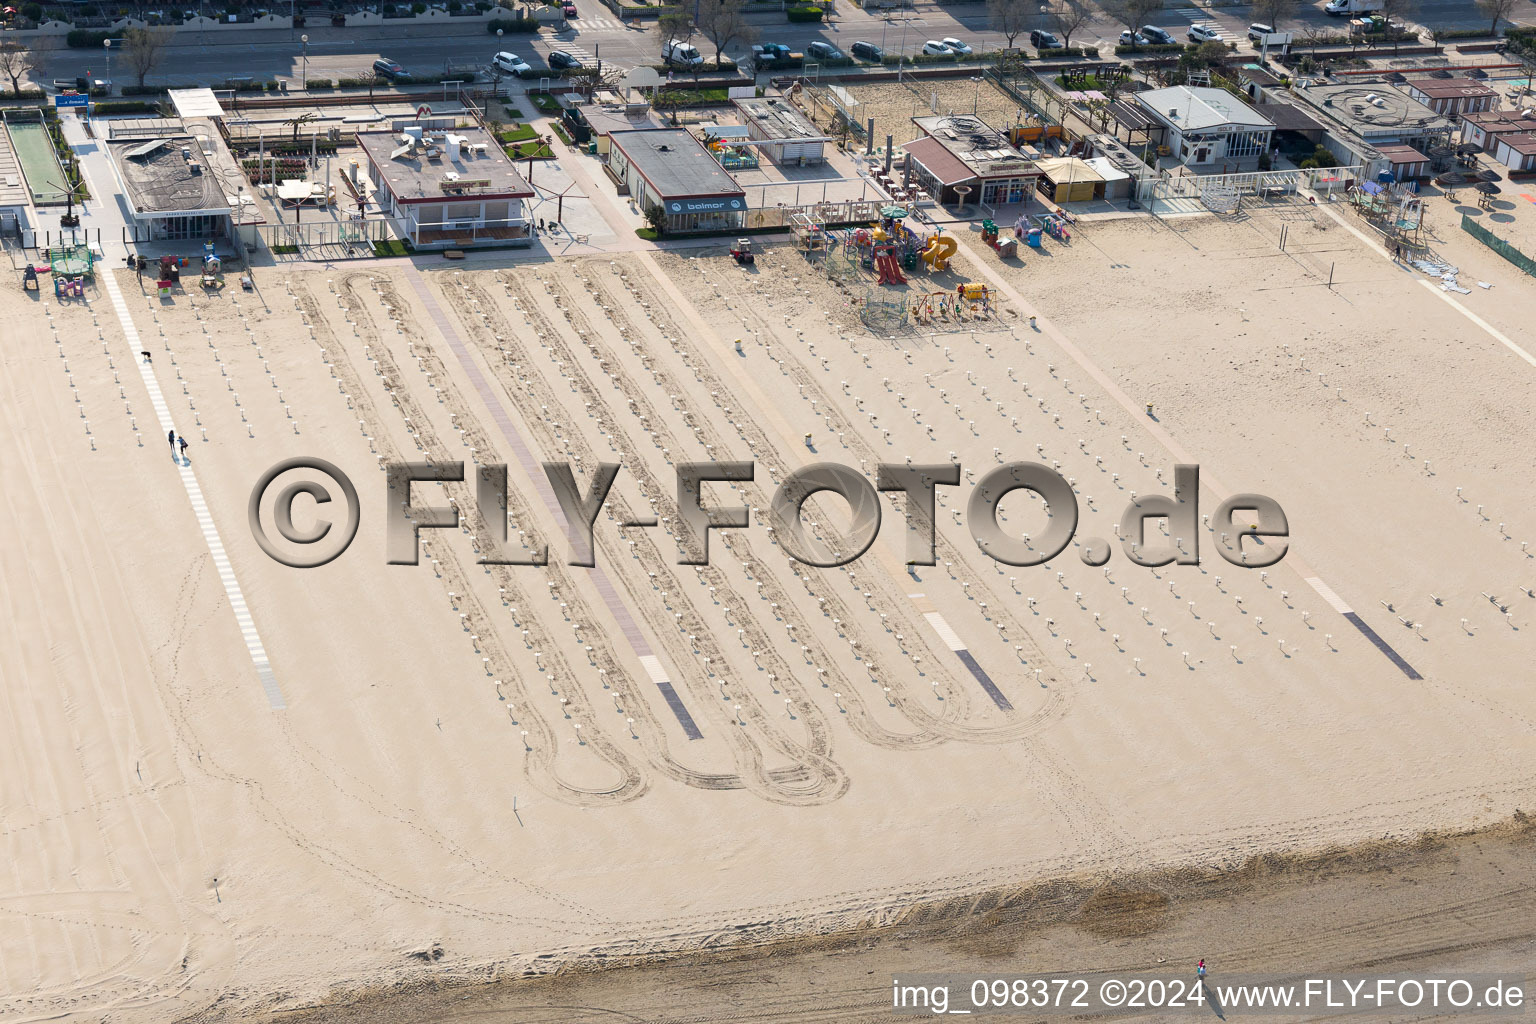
875, 249, 907, 285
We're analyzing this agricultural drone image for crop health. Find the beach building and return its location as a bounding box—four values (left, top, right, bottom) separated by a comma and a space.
903, 114, 1041, 206
356, 125, 534, 249
1459, 109, 1536, 153
1034, 156, 1103, 202
1400, 77, 1497, 118
1488, 131, 1536, 173
604, 128, 747, 233
0, 124, 35, 240
102, 116, 247, 241
733, 97, 827, 167
1284, 82, 1451, 176
1133, 86, 1275, 170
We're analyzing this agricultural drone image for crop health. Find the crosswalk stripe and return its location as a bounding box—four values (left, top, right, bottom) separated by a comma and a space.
101, 271, 288, 711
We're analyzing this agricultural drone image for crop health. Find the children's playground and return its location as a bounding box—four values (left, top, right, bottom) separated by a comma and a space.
785, 204, 1070, 328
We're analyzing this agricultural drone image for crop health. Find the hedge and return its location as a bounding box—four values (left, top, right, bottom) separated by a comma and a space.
1429, 27, 1495, 40
305, 78, 335, 89
1038, 45, 1099, 58
786, 4, 823, 21
66, 28, 120, 47
120, 84, 168, 96
92, 100, 158, 113
486, 15, 538, 32
1116, 42, 1186, 55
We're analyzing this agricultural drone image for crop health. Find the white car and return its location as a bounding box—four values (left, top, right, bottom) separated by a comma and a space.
921, 39, 954, 55
941, 36, 972, 55
1188, 23, 1223, 42
491, 51, 532, 76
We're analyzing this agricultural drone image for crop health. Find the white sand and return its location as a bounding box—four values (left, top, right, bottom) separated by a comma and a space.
2, 190, 1534, 1020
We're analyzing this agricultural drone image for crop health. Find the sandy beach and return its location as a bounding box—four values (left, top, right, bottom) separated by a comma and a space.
2, 179, 1534, 1022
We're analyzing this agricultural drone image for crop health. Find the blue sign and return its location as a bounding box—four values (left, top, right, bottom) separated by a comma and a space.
668, 197, 745, 215
54, 93, 89, 108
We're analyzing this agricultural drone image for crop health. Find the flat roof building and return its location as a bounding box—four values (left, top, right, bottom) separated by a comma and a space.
1284, 82, 1451, 174
1459, 109, 1536, 152
103, 117, 244, 241
733, 97, 827, 167
356, 125, 534, 250
604, 128, 746, 234
1133, 86, 1275, 170
1400, 77, 1497, 118
0, 124, 35, 240
904, 115, 1040, 206
1489, 131, 1536, 173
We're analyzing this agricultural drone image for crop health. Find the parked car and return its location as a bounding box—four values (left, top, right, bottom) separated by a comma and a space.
941, 36, 972, 55
561, 0, 577, 15
921, 39, 954, 55
548, 49, 583, 70
663, 40, 704, 68
849, 40, 884, 61
1140, 24, 1174, 44
1028, 29, 1062, 49
1187, 23, 1222, 42
805, 41, 844, 60
1119, 29, 1149, 45
491, 51, 531, 76
372, 58, 407, 79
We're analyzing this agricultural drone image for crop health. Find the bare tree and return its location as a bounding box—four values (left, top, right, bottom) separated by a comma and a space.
1475, 0, 1517, 36
1049, 0, 1095, 48
0, 41, 43, 96
121, 26, 172, 88
1375, 0, 1416, 51
987, 0, 1033, 47
659, 9, 695, 51
1251, 0, 1298, 29
1103, 0, 1163, 36
696, 0, 755, 66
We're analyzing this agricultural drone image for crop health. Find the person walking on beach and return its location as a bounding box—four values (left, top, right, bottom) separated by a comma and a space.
178, 435, 188, 459
1197, 959, 1207, 982
168, 429, 176, 451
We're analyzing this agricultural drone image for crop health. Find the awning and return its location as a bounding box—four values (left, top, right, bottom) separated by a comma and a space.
169, 88, 226, 119
902, 137, 976, 187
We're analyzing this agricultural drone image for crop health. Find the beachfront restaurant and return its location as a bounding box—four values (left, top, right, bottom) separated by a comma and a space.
356, 126, 534, 249
604, 128, 747, 234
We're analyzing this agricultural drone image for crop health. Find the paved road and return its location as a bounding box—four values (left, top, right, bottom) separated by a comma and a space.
38, 0, 1536, 90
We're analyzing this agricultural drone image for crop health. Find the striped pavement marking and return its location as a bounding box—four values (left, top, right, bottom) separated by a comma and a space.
954, 236, 1425, 683
100, 271, 287, 709
569, 18, 621, 29
636, 251, 1015, 714
1303, 577, 1419, 679
404, 266, 702, 739
921, 604, 1014, 711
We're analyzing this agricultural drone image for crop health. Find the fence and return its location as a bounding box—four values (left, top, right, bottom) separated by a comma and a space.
744, 198, 890, 231
1461, 214, 1536, 277
1137, 165, 1365, 205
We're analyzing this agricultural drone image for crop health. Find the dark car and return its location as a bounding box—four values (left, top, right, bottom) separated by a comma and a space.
805, 41, 844, 60
849, 40, 884, 61
1140, 25, 1174, 44
1029, 29, 1062, 49
548, 50, 584, 70
372, 58, 407, 79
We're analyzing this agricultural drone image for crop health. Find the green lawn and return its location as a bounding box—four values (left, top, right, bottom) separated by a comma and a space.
505, 141, 555, 159
496, 124, 538, 144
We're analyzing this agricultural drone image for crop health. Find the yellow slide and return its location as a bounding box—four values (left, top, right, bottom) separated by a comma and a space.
921, 235, 958, 272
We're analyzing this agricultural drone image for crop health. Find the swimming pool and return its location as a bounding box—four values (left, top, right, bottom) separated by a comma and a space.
7, 122, 69, 205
